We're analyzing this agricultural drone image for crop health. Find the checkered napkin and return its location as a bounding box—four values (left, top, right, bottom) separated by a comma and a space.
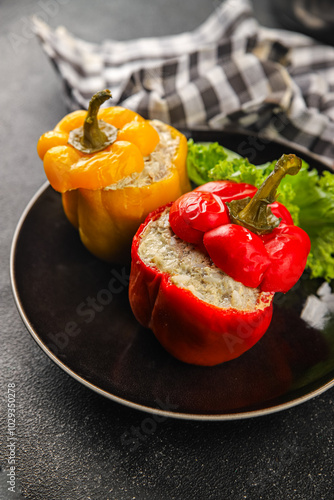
33, 0, 334, 167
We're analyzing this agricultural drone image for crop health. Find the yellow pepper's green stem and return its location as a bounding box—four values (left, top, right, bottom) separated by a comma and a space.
68, 89, 118, 154
81, 90, 111, 151
227, 154, 302, 234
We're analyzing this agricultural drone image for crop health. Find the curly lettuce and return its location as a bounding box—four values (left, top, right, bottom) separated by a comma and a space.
187, 139, 334, 281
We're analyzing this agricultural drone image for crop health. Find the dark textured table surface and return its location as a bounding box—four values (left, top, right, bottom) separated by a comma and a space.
1, 1, 334, 499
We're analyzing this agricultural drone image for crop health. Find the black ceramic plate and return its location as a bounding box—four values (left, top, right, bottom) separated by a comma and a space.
11, 130, 334, 420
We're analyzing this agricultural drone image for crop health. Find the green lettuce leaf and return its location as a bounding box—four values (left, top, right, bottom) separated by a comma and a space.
187, 140, 334, 281
186, 139, 240, 185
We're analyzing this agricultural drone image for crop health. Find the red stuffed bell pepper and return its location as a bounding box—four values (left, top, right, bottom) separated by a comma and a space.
129, 154, 311, 366
129, 206, 274, 367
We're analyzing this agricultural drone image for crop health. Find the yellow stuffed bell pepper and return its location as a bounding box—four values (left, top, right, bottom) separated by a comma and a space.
37, 90, 190, 262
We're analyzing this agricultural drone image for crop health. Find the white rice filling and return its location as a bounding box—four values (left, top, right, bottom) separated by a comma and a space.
138, 208, 261, 311
104, 120, 179, 190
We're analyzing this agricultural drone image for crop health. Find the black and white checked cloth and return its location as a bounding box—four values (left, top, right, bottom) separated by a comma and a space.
33, 0, 334, 167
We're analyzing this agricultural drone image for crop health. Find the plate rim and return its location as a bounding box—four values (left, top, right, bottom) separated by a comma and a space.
10, 147, 334, 421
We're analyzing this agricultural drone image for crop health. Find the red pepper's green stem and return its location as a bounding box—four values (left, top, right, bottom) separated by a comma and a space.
81, 89, 112, 151
227, 154, 302, 235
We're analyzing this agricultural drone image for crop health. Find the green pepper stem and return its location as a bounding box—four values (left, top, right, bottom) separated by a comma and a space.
227, 154, 302, 235
68, 89, 118, 154
81, 89, 112, 151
